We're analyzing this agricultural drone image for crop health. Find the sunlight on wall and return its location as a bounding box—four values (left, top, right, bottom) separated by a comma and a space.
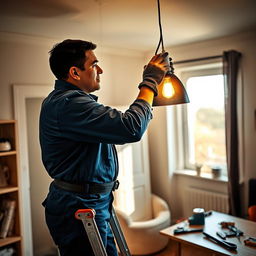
114, 144, 135, 215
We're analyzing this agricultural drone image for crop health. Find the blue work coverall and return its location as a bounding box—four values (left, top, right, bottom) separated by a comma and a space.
39, 80, 153, 255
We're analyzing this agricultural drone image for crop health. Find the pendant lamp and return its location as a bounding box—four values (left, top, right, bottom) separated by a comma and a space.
153, 0, 189, 106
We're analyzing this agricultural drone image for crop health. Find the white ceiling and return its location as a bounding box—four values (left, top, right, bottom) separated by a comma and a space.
1, 0, 256, 51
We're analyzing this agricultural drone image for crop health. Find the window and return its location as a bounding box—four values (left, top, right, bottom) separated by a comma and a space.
175, 65, 227, 176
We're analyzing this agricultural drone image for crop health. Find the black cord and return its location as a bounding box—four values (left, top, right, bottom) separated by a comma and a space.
155, 0, 165, 55
155, 38, 162, 55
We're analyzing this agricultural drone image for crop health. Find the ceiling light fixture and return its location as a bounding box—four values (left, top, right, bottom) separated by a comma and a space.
153, 0, 190, 106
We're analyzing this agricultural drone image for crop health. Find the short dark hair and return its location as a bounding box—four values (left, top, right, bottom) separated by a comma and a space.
49, 39, 97, 80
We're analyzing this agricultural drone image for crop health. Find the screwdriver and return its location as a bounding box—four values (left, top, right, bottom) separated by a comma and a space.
203, 231, 237, 250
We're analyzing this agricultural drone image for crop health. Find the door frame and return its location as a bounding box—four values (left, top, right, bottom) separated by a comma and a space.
13, 85, 52, 256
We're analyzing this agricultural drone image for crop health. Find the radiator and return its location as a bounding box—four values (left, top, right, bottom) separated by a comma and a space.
184, 187, 229, 216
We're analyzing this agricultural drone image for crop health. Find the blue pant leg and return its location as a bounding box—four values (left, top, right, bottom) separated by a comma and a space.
106, 224, 118, 256
96, 214, 118, 256
58, 235, 94, 256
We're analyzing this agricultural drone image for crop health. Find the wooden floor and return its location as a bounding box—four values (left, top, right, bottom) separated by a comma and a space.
134, 240, 177, 256
150, 241, 176, 256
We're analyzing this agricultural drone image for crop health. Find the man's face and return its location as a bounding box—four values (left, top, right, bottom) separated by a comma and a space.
77, 50, 103, 93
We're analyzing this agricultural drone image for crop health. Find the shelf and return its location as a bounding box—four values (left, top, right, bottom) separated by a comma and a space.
0, 120, 15, 125
0, 120, 22, 254
0, 151, 17, 157
0, 186, 19, 195
0, 236, 21, 247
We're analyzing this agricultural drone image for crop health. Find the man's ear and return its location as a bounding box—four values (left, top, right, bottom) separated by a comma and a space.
69, 67, 80, 80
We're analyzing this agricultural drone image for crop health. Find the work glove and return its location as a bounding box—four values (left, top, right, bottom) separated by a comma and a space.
138, 52, 170, 96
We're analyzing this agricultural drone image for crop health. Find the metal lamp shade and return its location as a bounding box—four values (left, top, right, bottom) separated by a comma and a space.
153, 72, 190, 106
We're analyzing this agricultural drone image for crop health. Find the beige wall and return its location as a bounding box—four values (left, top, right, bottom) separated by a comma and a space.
147, 29, 256, 220
0, 34, 53, 119
0, 33, 145, 120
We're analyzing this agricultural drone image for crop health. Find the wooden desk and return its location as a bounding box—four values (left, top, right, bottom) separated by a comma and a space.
160, 211, 256, 256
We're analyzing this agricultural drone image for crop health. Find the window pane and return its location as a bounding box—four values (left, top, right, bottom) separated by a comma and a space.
185, 75, 226, 172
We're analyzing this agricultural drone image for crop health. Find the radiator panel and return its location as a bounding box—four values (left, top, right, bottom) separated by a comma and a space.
184, 187, 229, 216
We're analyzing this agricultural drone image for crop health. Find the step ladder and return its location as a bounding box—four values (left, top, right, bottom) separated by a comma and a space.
75, 208, 131, 256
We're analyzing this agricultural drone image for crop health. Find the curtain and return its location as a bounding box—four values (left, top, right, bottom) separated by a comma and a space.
223, 50, 242, 217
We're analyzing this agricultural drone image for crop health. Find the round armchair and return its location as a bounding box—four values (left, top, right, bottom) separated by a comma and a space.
116, 194, 171, 255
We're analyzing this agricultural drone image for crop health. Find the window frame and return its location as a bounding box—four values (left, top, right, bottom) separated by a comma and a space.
172, 61, 227, 173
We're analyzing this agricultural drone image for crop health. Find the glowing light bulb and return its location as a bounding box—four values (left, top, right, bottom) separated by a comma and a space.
162, 81, 175, 98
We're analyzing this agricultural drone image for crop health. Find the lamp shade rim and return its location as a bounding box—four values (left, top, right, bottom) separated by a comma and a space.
153, 97, 190, 106
153, 73, 190, 106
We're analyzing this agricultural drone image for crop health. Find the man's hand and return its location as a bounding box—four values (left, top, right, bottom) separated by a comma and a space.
138, 52, 170, 96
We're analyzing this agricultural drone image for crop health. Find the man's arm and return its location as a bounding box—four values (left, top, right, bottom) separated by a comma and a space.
136, 87, 154, 106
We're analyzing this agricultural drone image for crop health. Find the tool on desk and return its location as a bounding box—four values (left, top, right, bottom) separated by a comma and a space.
228, 225, 243, 236
244, 237, 256, 247
220, 221, 235, 228
203, 232, 237, 250
217, 230, 239, 238
216, 231, 227, 240
174, 227, 204, 235
219, 221, 243, 237
188, 208, 205, 225
204, 211, 212, 217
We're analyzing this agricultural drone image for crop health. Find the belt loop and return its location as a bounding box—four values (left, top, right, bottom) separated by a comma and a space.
83, 183, 90, 193
113, 180, 119, 191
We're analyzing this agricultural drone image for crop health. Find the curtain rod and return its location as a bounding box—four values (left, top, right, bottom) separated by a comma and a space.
173, 55, 223, 65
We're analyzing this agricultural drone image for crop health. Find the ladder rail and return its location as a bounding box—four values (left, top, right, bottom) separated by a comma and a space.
109, 208, 131, 256
75, 207, 131, 256
75, 209, 108, 256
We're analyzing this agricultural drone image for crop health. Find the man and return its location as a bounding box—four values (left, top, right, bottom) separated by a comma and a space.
40, 39, 169, 256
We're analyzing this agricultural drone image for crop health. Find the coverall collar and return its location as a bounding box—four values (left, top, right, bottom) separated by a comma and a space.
54, 80, 98, 101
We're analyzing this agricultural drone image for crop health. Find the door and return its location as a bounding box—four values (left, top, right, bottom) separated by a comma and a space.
114, 130, 152, 221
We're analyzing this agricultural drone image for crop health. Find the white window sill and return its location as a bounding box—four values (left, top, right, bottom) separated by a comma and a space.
174, 169, 228, 183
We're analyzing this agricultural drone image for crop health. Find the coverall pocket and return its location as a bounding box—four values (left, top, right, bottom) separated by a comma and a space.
45, 208, 82, 245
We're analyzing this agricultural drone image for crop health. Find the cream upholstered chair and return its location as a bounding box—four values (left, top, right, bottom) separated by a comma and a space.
114, 127, 171, 255
116, 194, 170, 255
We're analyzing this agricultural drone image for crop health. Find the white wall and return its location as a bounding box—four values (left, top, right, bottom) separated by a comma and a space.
147, 29, 256, 220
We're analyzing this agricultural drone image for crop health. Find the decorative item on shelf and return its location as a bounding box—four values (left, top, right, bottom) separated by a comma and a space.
7, 211, 15, 237
0, 199, 16, 239
0, 246, 15, 255
0, 138, 11, 152
195, 163, 203, 175
211, 166, 221, 178
0, 164, 10, 187
0, 121, 21, 254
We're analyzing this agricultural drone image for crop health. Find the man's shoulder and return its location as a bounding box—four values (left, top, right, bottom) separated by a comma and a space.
46, 89, 92, 103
